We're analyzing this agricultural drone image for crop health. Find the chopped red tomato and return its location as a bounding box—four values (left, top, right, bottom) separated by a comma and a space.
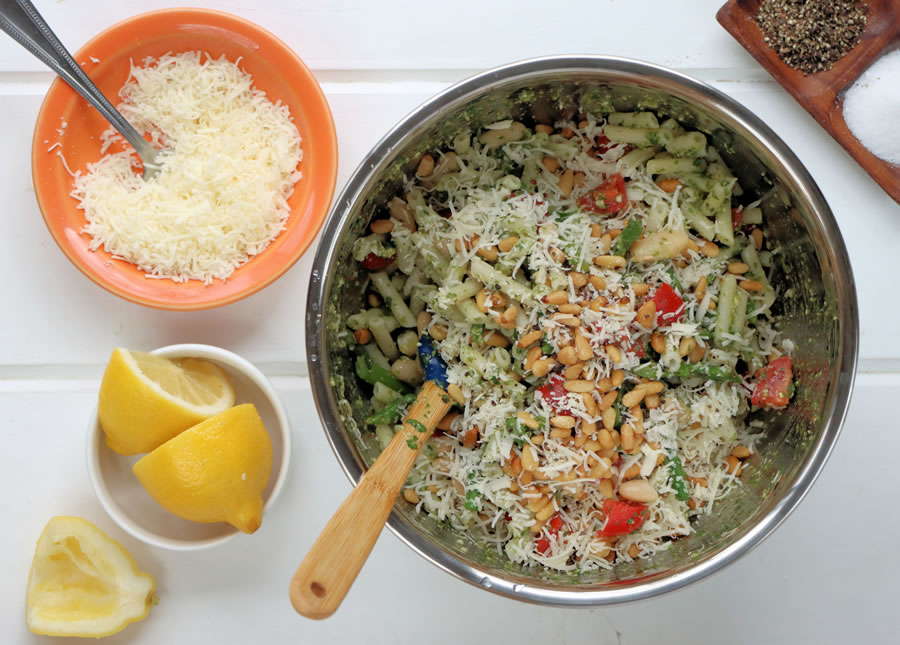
577, 173, 628, 214
652, 283, 685, 325
622, 336, 646, 359
595, 133, 613, 154
359, 252, 394, 271
596, 500, 647, 537
536, 514, 565, 554
751, 356, 793, 408
732, 207, 743, 228
536, 374, 572, 414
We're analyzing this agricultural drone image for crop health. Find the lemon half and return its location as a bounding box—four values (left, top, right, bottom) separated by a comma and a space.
26, 517, 155, 638
98, 348, 235, 455
133, 404, 273, 534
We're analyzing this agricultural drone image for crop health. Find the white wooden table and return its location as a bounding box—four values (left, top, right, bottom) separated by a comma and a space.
3, 2, 898, 643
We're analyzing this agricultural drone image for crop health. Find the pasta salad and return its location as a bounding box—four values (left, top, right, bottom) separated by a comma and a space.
347, 111, 794, 571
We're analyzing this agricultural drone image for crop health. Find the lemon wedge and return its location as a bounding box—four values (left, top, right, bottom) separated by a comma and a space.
26, 516, 155, 638
133, 404, 273, 534
98, 348, 235, 455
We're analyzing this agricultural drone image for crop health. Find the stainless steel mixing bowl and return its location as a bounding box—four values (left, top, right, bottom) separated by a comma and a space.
306, 56, 858, 605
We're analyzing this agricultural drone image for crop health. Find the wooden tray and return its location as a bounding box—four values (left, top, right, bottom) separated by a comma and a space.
717, 0, 900, 204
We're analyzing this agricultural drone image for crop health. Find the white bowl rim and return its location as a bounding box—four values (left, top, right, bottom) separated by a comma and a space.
85, 343, 292, 551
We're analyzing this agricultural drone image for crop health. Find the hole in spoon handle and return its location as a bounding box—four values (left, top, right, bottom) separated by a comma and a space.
310, 582, 326, 598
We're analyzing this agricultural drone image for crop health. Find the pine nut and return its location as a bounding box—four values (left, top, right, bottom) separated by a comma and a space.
611, 369, 625, 387
550, 428, 572, 441
477, 245, 499, 262
640, 381, 665, 395
524, 345, 542, 370
688, 476, 707, 488
650, 332, 666, 354
580, 392, 599, 416
628, 543, 641, 559
608, 229, 622, 240
602, 407, 616, 430
597, 479, 615, 498
679, 337, 695, 356
548, 246, 567, 264
593, 255, 627, 270
644, 393, 660, 409
595, 377, 612, 393
520, 471, 533, 485
518, 329, 543, 348
636, 300, 656, 328
598, 429, 615, 450
558, 169, 575, 197
531, 434, 544, 446
622, 390, 645, 409
531, 358, 556, 377
368, 292, 381, 307
689, 341, 707, 363
417, 154, 435, 177
569, 271, 588, 288
543, 290, 569, 305
590, 223, 604, 238
740, 279, 765, 292
390, 197, 417, 232
732, 445, 751, 459
598, 390, 618, 411
558, 303, 582, 315
600, 233, 613, 250
560, 127, 575, 139
522, 446, 538, 471
584, 439, 602, 452
437, 411, 459, 431
751, 228, 764, 251
695, 275, 707, 302
550, 415, 576, 429
622, 462, 641, 479
430, 324, 448, 340
588, 275, 606, 291
557, 346, 579, 365
621, 423, 635, 452
632, 282, 650, 297
353, 329, 372, 344
564, 362, 584, 379
517, 411, 540, 430
551, 313, 581, 327
656, 177, 681, 193
563, 379, 594, 393
589, 298, 606, 312
582, 420, 597, 435
447, 383, 466, 405
500, 305, 520, 326
542, 156, 560, 173
575, 334, 593, 361
535, 501, 556, 522
483, 331, 510, 348
498, 235, 520, 253
535, 124, 553, 134
416, 311, 432, 336
618, 479, 658, 503
699, 239, 720, 257
726, 455, 742, 476
606, 344, 623, 363
370, 219, 394, 234
728, 262, 749, 275
403, 488, 420, 504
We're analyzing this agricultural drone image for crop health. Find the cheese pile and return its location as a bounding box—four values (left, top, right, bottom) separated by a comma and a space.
72, 52, 303, 284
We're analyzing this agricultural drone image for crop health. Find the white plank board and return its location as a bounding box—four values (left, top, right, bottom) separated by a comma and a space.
0, 80, 897, 369
2, 375, 895, 644
0, 0, 757, 75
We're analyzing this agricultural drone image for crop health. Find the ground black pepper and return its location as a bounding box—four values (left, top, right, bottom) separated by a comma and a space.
756, 0, 868, 74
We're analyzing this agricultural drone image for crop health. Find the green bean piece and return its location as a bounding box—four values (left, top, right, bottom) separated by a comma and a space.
612, 218, 643, 257
365, 393, 417, 426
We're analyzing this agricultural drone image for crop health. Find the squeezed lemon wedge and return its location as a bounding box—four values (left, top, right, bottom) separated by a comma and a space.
26, 516, 155, 638
98, 348, 234, 455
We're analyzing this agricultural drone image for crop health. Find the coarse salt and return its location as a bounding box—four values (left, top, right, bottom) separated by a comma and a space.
843, 49, 900, 166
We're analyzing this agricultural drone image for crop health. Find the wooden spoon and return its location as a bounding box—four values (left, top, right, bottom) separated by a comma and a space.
289, 339, 452, 619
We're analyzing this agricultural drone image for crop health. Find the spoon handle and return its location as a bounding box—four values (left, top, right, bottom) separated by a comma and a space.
289, 381, 452, 619
0, 0, 156, 162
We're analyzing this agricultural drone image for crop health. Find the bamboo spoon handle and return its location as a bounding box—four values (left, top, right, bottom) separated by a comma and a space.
289, 381, 452, 619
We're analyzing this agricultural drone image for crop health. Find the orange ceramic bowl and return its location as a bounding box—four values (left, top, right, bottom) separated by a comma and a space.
32, 8, 338, 310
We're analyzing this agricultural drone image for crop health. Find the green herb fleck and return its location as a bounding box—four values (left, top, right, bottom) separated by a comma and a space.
407, 419, 427, 433
406, 437, 419, 449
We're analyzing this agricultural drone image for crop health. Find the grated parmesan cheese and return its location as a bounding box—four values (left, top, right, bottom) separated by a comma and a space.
71, 52, 302, 284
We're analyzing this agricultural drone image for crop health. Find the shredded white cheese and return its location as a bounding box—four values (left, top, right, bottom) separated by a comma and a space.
71, 51, 303, 284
